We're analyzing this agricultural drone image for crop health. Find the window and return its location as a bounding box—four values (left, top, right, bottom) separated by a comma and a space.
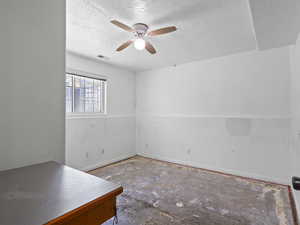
65, 73, 106, 113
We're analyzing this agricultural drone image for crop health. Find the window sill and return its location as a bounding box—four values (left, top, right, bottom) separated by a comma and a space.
66, 113, 107, 119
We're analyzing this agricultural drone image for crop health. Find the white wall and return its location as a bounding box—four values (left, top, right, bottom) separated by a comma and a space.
0, 3, 10, 169
136, 46, 292, 184
65, 52, 136, 171
0, 0, 66, 170
290, 35, 300, 217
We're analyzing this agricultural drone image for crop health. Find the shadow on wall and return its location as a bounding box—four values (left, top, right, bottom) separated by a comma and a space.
290, 32, 300, 217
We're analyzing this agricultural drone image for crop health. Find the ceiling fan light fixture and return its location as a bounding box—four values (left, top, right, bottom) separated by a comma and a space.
134, 38, 146, 50
110, 20, 177, 54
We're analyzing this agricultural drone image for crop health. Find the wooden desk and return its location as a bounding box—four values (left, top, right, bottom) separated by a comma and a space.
0, 162, 123, 225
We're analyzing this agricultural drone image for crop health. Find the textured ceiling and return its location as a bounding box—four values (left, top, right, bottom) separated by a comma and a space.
66, 0, 300, 72
249, 0, 300, 50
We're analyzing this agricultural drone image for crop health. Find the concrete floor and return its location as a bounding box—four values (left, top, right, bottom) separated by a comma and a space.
90, 156, 296, 225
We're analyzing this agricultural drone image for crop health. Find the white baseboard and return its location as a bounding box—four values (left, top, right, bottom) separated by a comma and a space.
81, 153, 136, 172
137, 152, 289, 186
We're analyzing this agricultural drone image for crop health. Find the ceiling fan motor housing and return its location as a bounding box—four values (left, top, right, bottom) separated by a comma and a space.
133, 23, 149, 37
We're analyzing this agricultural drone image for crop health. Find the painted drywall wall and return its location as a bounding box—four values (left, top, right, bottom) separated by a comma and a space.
65, 52, 136, 171
0, 0, 65, 170
290, 35, 300, 217
0, 5, 10, 169
136, 46, 291, 184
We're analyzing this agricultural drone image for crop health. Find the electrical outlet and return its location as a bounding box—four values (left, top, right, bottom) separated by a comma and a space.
292, 177, 300, 190
85, 152, 89, 158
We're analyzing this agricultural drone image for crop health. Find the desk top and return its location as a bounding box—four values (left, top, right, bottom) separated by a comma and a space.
0, 161, 122, 225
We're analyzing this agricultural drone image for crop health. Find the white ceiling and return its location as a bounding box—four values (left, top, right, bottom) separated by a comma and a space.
249, 0, 300, 50
66, 0, 300, 72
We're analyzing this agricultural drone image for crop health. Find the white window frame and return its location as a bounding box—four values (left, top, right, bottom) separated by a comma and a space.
65, 69, 107, 118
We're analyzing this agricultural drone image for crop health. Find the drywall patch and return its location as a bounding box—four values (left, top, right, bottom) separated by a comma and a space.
226, 118, 252, 136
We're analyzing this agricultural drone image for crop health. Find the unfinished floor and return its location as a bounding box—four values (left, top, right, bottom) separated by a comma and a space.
89, 156, 296, 225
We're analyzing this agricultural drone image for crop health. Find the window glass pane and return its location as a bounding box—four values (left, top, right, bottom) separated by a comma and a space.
93, 79, 101, 112
74, 76, 85, 112
65, 75, 73, 113
66, 73, 106, 114
100, 80, 106, 113
84, 77, 94, 113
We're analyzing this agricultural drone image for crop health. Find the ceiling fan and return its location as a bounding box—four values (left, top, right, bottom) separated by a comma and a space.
111, 20, 177, 54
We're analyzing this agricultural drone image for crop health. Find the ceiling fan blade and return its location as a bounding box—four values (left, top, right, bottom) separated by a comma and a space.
111, 20, 134, 32
116, 40, 133, 51
145, 41, 157, 54
148, 26, 177, 36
